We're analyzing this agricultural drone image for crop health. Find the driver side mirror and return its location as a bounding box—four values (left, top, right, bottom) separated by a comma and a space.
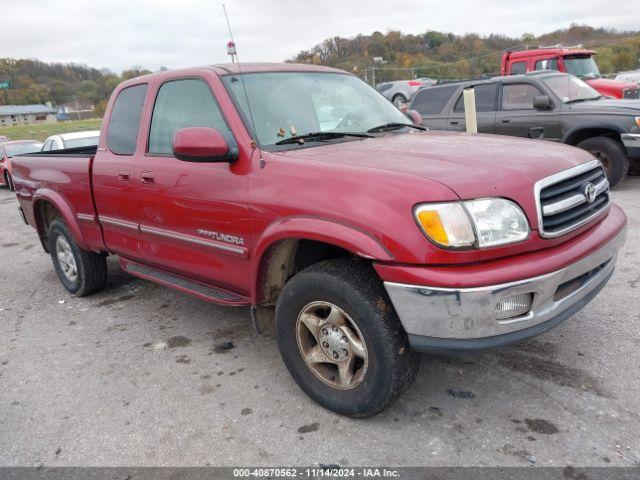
406, 110, 423, 126
172, 127, 238, 163
533, 95, 553, 111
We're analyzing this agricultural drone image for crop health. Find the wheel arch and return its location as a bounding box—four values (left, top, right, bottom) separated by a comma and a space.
564, 126, 624, 146
251, 216, 395, 306
32, 190, 88, 253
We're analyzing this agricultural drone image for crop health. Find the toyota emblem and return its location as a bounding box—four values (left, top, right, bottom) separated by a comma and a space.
584, 183, 596, 204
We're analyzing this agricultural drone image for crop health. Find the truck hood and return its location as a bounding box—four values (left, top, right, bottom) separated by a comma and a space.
277, 130, 593, 200
565, 98, 640, 114
585, 77, 638, 92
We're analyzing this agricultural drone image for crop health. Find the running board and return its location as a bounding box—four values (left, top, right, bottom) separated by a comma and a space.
121, 260, 250, 306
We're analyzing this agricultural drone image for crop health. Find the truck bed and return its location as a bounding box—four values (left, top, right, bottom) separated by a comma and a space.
11, 147, 103, 253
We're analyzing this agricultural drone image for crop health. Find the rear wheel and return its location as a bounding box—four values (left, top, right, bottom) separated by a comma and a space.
275, 259, 419, 417
577, 136, 629, 188
48, 218, 107, 296
391, 93, 407, 108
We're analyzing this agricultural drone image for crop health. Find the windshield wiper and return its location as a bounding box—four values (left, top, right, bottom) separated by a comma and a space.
367, 122, 426, 133
274, 131, 373, 145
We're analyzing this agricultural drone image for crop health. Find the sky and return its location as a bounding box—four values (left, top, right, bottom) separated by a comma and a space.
1, 0, 638, 73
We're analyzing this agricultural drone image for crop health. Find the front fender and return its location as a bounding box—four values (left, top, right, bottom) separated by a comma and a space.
33, 188, 90, 252
563, 123, 625, 145
254, 215, 395, 263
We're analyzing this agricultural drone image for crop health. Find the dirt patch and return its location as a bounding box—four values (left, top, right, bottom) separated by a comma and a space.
167, 336, 192, 348
524, 418, 559, 435
297, 422, 319, 434
497, 352, 608, 397
94, 294, 135, 308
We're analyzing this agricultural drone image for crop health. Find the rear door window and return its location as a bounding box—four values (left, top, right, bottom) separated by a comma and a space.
453, 84, 499, 113
106, 83, 148, 155
501, 84, 543, 110
147, 78, 232, 155
411, 86, 458, 115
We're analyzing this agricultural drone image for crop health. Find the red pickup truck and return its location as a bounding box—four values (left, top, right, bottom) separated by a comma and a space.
11, 63, 627, 417
501, 47, 640, 99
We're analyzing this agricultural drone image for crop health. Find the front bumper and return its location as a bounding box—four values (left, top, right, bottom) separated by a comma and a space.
384, 226, 626, 353
621, 133, 640, 158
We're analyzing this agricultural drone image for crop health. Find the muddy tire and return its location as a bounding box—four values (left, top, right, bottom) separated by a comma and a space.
48, 218, 107, 296
577, 136, 629, 188
275, 259, 419, 417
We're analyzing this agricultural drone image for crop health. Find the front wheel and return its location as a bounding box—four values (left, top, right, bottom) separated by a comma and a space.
275, 259, 419, 417
48, 218, 107, 296
577, 136, 629, 188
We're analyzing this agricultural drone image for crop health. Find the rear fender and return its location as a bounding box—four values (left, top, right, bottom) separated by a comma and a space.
33, 189, 89, 252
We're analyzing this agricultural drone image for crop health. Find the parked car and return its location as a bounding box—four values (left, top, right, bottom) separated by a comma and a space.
0, 140, 43, 191
501, 46, 639, 99
376, 78, 436, 107
616, 71, 640, 86
41, 130, 100, 151
410, 71, 640, 187
11, 64, 626, 417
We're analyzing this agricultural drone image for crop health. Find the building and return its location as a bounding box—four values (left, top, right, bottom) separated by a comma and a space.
56, 101, 95, 121
0, 104, 57, 127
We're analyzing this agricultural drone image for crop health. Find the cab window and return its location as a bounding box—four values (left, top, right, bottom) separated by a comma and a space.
148, 78, 232, 155
501, 84, 543, 110
510, 62, 527, 75
107, 83, 148, 155
535, 58, 559, 71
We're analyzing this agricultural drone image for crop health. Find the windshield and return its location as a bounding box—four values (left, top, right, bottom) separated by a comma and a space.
543, 75, 601, 103
4, 142, 42, 157
563, 55, 601, 79
64, 136, 99, 149
222, 72, 410, 147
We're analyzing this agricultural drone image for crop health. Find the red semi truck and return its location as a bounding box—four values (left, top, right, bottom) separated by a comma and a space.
501, 46, 640, 99
10, 63, 627, 416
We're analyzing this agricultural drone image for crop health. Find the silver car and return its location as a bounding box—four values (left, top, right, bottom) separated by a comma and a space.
615, 71, 640, 86
376, 78, 436, 107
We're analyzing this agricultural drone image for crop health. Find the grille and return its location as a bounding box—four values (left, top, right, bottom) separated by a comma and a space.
624, 88, 640, 99
536, 160, 610, 238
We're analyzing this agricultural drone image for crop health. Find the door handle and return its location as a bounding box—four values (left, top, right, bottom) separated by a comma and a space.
501, 119, 510, 124
450, 121, 459, 125
117, 169, 130, 181
140, 172, 155, 184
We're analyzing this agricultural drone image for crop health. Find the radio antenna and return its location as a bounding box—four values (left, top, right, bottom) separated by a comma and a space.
221, 4, 264, 167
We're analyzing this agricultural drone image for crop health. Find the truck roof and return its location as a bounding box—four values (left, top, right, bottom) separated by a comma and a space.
124, 63, 348, 86
506, 47, 596, 60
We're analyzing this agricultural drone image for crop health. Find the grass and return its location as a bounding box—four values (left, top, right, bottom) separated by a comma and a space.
0, 118, 103, 142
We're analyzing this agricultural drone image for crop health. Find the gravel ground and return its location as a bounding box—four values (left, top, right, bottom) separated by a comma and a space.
0, 177, 639, 467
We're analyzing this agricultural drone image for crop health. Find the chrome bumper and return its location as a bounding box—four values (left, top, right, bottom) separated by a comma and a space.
384, 228, 626, 345
621, 133, 640, 149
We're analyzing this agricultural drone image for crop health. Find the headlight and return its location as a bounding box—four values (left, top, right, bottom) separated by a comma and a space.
414, 198, 529, 249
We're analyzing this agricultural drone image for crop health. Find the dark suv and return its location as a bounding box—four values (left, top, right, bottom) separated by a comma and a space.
409, 71, 640, 187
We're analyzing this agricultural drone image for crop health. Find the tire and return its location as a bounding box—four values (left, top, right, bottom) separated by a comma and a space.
577, 137, 629, 188
275, 259, 419, 417
5, 172, 14, 192
48, 218, 107, 296
391, 93, 407, 108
